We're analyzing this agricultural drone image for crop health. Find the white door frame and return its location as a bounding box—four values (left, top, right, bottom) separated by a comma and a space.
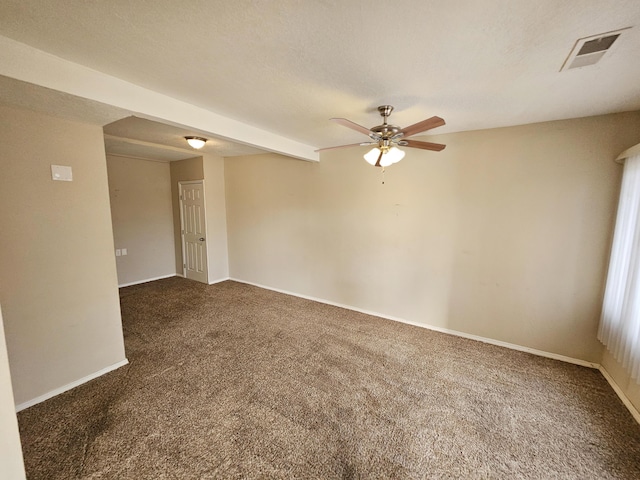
178, 180, 209, 283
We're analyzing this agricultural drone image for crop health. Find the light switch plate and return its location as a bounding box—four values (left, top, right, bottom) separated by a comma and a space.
121, 248, 127, 256
115, 249, 121, 257
51, 165, 73, 181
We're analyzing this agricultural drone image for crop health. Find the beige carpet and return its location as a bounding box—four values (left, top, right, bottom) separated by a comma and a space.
18, 277, 640, 479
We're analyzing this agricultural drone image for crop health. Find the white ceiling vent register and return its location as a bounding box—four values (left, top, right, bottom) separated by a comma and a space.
561, 28, 630, 71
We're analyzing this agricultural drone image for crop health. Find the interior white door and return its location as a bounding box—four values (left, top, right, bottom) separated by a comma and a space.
179, 181, 208, 284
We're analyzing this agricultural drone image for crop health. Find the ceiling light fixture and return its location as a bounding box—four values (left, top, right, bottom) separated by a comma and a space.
364, 145, 405, 167
185, 136, 207, 149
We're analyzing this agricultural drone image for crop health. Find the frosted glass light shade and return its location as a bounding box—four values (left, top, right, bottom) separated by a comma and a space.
387, 147, 405, 164
379, 155, 394, 167
363, 146, 405, 167
185, 136, 207, 149
364, 147, 381, 165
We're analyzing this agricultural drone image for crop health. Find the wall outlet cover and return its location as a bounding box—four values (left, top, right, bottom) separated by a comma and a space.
51, 165, 73, 181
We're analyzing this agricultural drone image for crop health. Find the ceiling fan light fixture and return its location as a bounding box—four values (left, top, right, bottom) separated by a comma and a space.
185, 136, 207, 149
363, 146, 405, 167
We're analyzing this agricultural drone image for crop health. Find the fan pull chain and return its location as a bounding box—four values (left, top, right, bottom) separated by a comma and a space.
381, 167, 385, 184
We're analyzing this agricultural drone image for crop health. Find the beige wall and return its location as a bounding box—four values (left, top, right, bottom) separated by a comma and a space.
0, 105, 127, 405
226, 112, 640, 363
0, 307, 26, 479
170, 157, 204, 275
107, 156, 176, 286
203, 154, 230, 282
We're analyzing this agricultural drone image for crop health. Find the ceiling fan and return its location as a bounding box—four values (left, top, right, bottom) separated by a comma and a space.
317, 105, 446, 167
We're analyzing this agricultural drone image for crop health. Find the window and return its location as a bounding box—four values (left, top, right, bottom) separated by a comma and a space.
599, 153, 640, 381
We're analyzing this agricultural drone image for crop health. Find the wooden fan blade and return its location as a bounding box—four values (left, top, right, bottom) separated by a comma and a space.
404, 139, 446, 152
315, 142, 374, 152
330, 118, 372, 136
400, 116, 445, 138
375, 150, 383, 167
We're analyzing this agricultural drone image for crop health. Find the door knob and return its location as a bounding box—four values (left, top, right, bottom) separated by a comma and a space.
199, 238, 205, 241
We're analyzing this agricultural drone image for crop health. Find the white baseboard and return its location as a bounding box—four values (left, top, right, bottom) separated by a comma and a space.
599, 366, 640, 424
131, 274, 227, 286
15, 359, 129, 412
228, 277, 598, 369
119, 274, 176, 288
424, 325, 599, 368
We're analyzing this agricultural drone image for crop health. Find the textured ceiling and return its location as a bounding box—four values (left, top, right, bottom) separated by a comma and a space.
0, 0, 638, 156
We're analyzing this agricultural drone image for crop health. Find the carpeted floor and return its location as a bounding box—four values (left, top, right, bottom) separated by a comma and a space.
17, 277, 640, 479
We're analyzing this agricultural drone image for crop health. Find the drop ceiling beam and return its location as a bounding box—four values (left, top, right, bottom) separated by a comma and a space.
0, 35, 319, 162
103, 134, 198, 155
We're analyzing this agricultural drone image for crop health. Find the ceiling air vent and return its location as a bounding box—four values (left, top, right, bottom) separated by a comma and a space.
560, 28, 630, 71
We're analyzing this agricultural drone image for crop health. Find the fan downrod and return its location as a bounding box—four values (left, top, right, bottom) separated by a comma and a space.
370, 105, 401, 139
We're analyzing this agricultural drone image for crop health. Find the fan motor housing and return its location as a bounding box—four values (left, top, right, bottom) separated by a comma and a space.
370, 124, 402, 139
